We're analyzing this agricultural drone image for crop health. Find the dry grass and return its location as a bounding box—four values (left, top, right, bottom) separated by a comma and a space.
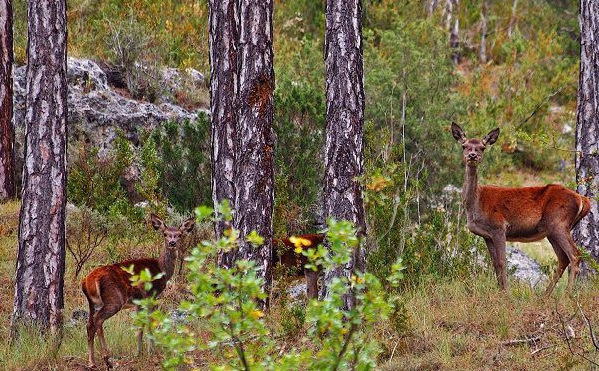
3, 200, 599, 371
381, 276, 599, 371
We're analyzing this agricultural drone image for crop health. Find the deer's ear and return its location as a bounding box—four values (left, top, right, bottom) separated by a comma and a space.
451, 122, 466, 142
483, 128, 500, 146
150, 213, 166, 232
180, 217, 196, 234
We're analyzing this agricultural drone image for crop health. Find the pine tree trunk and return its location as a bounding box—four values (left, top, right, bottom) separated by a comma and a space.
233, 0, 274, 305
209, 0, 238, 267
574, 0, 599, 274
0, 0, 15, 201
12, 0, 68, 335
321, 0, 367, 310
479, 0, 488, 64
507, 0, 518, 39
448, 0, 460, 64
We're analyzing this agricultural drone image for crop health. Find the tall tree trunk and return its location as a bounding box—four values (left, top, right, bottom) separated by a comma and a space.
12, 0, 68, 335
428, 0, 439, 17
233, 0, 274, 306
479, 0, 488, 63
574, 0, 599, 274
444, 0, 460, 64
321, 0, 367, 310
0, 0, 15, 201
209, 0, 238, 268
507, 0, 518, 39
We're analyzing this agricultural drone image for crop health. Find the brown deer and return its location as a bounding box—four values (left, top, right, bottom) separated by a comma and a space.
451, 122, 590, 294
81, 214, 195, 369
272, 234, 324, 300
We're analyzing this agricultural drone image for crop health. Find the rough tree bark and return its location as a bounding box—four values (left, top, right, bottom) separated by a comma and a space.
573, 0, 599, 274
428, 0, 439, 17
209, 0, 238, 268
479, 0, 488, 63
0, 0, 15, 201
444, 0, 460, 64
233, 0, 274, 305
12, 0, 68, 335
321, 0, 367, 310
507, 0, 518, 39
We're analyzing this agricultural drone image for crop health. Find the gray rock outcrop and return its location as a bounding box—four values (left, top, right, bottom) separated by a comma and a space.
13, 57, 208, 161
506, 246, 547, 287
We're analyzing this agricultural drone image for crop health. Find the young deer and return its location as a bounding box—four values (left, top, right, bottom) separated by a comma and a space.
81, 214, 195, 369
272, 234, 324, 299
451, 123, 590, 294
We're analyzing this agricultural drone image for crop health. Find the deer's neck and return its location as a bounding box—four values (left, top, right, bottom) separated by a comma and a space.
158, 247, 177, 281
463, 165, 480, 212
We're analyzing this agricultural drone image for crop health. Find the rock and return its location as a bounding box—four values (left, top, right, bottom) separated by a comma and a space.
506, 246, 547, 287
287, 281, 307, 300
65, 309, 89, 328
12, 58, 209, 161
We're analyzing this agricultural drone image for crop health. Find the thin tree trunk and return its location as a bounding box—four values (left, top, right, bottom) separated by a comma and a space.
321, 0, 367, 310
445, 0, 460, 64
209, 0, 238, 267
12, 0, 68, 335
573, 0, 599, 275
507, 0, 518, 39
233, 0, 274, 306
428, 0, 439, 17
0, 0, 15, 201
479, 0, 488, 63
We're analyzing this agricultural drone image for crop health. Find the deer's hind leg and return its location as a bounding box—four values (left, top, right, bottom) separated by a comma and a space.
545, 236, 569, 296
93, 304, 121, 369
486, 233, 507, 290
85, 297, 97, 368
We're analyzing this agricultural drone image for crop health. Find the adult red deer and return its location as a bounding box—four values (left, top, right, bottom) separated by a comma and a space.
272, 234, 324, 299
82, 214, 195, 369
451, 122, 590, 294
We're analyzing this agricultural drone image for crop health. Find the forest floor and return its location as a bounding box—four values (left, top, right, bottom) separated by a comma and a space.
2, 200, 599, 371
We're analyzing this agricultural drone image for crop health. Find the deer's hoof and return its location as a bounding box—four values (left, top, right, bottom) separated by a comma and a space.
103, 356, 113, 370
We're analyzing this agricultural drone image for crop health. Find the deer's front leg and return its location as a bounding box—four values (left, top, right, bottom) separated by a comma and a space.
490, 233, 508, 290
483, 237, 499, 278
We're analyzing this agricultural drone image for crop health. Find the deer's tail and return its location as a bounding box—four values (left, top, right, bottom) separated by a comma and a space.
573, 194, 592, 229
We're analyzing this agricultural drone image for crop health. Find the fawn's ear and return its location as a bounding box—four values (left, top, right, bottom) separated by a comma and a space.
483, 128, 500, 146
451, 122, 466, 143
150, 213, 166, 232
180, 217, 195, 234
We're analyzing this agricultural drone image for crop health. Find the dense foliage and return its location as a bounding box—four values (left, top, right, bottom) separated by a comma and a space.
133, 207, 404, 371
47, 0, 579, 282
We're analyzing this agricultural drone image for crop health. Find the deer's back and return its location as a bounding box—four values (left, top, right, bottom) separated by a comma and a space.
479, 184, 586, 236
272, 234, 324, 275
82, 258, 166, 308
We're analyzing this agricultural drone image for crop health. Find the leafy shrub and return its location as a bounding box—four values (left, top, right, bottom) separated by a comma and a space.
133, 205, 404, 371
67, 135, 140, 220
66, 206, 109, 278
273, 36, 325, 235
105, 13, 164, 101
148, 115, 211, 212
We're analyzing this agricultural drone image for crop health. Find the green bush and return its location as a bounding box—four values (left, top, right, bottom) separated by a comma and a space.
67, 135, 140, 220
148, 115, 211, 212
133, 205, 404, 371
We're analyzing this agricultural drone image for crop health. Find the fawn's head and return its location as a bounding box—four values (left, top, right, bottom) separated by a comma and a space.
451, 122, 500, 167
150, 214, 196, 251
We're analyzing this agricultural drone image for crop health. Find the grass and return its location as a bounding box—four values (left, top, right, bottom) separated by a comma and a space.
381, 276, 599, 371
3, 200, 599, 371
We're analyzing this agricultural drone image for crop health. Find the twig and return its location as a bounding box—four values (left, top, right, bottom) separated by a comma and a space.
556, 300, 599, 367
531, 344, 554, 356
389, 339, 400, 361
578, 302, 599, 351
502, 335, 541, 346
514, 85, 566, 130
